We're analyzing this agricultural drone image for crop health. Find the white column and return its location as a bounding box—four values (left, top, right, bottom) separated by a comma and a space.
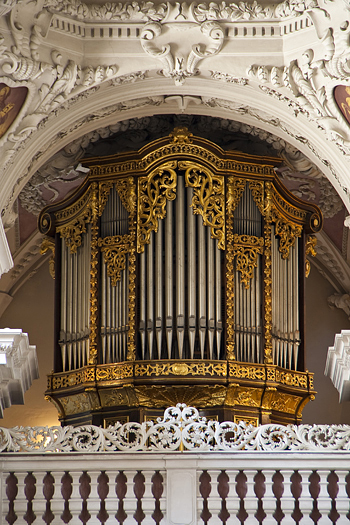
244, 470, 259, 524
261, 469, 276, 524
123, 470, 138, 524
298, 470, 314, 524
334, 470, 350, 520
317, 469, 332, 524
50, 471, 66, 525
280, 469, 296, 524
225, 470, 240, 525
207, 470, 222, 525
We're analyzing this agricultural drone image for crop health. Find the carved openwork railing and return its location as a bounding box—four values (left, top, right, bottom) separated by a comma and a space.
1, 406, 350, 524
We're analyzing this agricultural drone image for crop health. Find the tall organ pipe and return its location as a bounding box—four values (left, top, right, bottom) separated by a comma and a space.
60, 239, 67, 371
215, 242, 222, 359
198, 215, 207, 359
176, 176, 185, 358
139, 250, 146, 360
187, 190, 196, 359
67, 246, 73, 371
207, 227, 215, 360
147, 232, 154, 359
155, 220, 163, 359
165, 200, 173, 358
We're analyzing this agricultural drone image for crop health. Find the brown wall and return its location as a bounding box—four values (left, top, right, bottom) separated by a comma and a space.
0, 258, 350, 427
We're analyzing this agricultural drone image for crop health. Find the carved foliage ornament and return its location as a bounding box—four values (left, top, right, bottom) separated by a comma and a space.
98, 234, 133, 286
140, 21, 224, 85
137, 162, 177, 253
180, 161, 225, 250
233, 234, 264, 289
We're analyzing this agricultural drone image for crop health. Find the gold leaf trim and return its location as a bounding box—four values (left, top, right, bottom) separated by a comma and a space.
116, 177, 137, 215
137, 161, 177, 253
233, 234, 264, 289
180, 161, 225, 250
40, 237, 55, 279
98, 234, 133, 286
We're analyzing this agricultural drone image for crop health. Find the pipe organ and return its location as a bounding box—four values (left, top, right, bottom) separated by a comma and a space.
40, 128, 322, 426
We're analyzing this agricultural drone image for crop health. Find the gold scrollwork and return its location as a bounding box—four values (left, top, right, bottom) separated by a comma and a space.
305, 234, 317, 278
40, 237, 55, 279
135, 361, 227, 377
272, 208, 302, 259
99, 181, 114, 216
263, 193, 273, 364
89, 183, 99, 365
233, 234, 264, 289
96, 363, 134, 381
229, 363, 266, 381
137, 162, 177, 253
98, 234, 132, 286
226, 176, 235, 360
56, 187, 93, 254
169, 126, 193, 143
116, 177, 137, 215
249, 180, 264, 214
226, 177, 246, 213
180, 161, 225, 250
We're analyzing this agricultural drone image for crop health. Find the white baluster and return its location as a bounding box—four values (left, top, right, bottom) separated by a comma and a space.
207, 470, 222, 525
104, 470, 119, 524
334, 470, 350, 520
86, 470, 101, 522
123, 470, 138, 524
280, 469, 296, 524
69, 470, 83, 522
141, 470, 155, 524
13, 472, 27, 522
298, 470, 313, 524
50, 471, 66, 525
245, 470, 259, 524
225, 470, 240, 525
317, 469, 332, 524
32, 471, 47, 523
261, 469, 277, 524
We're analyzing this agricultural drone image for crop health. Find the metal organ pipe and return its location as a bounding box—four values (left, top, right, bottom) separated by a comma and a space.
155, 220, 163, 359
198, 214, 207, 360
147, 232, 155, 359
60, 238, 67, 371
165, 200, 173, 358
187, 189, 196, 360
176, 176, 185, 358
139, 249, 146, 360
215, 241, 222, 359
207, 227, 215, 360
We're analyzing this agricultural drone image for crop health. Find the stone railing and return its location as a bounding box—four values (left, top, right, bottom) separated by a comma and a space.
0, 328, 38, 417
2, 405, 350, 524
325, 330, 350, 402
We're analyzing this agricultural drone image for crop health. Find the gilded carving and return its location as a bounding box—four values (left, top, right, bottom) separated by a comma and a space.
169, 127, 193, 143
127, 197, 137, 360
98, 234, 132, 285
89, 184, 99, 365
229, 363, 266, 381
137, 162, 177, 253
226, 176, 236, 360
59, 393, 91, 415
180, 161, 225, 249
100, 387, 139, 408
233, 415, 259, 427
99, 181, 113, 216
40, 237, 55, 279
134, 385, 227, 408
272, 208, 302, 259
263, 183, 273, 364
135, 361, 227, 377
233, 234, 264, 288
305, 234, 317, 278
116, 177, 137, 215
96, 363, 134, 382
249, 180, 264, 214
56, 187, 93, 254
271, 392, 300, 414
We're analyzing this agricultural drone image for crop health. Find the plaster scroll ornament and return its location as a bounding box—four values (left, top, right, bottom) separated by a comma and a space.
0, 0, 17, 17
42, 0, 168, 22
328, 293, 350, 319
41, 0, 319, 23
140, 21, 224, 85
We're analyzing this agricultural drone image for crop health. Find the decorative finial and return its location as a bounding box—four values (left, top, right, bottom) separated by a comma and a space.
169, 127, 193, 143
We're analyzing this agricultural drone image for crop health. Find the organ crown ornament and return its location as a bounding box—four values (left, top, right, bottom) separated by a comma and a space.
40, 128, 322, 427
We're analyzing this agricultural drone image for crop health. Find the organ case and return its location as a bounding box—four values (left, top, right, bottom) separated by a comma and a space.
40, 128, 322, 426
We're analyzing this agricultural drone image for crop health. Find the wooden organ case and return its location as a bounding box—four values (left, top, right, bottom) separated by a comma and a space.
41, 128, 322, 426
